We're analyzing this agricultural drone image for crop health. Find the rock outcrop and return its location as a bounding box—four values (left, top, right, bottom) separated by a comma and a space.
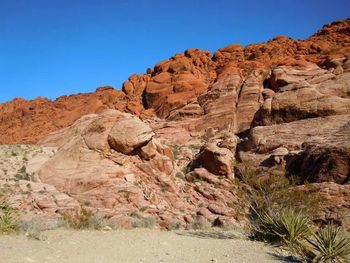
34, 110, 240, 228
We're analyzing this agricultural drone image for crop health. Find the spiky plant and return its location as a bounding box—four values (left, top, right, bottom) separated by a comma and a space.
307, 225, 350, 262
251, 207, 312, 254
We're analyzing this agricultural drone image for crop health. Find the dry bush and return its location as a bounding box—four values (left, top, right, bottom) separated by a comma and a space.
62, 206, 117, 230
0, 199, 18, 234
130, 212, 155, 228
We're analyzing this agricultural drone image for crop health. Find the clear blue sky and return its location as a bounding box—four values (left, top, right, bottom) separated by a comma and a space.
0, 0, 349, 103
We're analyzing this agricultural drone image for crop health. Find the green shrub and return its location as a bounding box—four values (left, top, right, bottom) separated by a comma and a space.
237, 165, 321, 219
236, 160, 347, 261
251, 207, 311, 252
0, 202, 18, 234
307, 225, 350, 262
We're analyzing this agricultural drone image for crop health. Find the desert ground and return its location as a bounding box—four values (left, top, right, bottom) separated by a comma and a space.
0, 229, 288, 263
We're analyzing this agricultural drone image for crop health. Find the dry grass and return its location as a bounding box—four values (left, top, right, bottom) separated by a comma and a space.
62, 206, 117, 230
0, 199, 18, 234
130, 212, 155, 228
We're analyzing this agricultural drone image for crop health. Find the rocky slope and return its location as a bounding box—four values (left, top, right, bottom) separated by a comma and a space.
0, 19, 349, 229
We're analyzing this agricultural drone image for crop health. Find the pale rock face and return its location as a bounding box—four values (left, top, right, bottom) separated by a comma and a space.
270, 147, 289, 164
38, 111, 154, 215
260, 65, 350, 124
286, 119, 350, 184
236, 70, 267, 132
247, 115, 350, 153
34, 110, 242, 228
0, 145, 79, 220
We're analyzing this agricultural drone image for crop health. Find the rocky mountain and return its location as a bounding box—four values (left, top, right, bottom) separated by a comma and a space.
0, 19, 349, 230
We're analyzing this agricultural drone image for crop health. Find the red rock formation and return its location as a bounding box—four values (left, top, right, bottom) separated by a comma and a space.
1, 19, 348, 144
0, 87, 127, 144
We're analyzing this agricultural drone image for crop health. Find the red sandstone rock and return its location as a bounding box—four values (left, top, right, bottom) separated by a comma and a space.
1, 19, 348, 144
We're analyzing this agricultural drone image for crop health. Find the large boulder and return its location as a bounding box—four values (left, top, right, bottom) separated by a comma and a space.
192, 142, 235, 177
108, 114, 154, 154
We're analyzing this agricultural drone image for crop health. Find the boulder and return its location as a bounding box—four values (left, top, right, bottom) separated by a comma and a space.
108, 114, 154, 154
270, 147, 289, 164
192, 142, 234, 177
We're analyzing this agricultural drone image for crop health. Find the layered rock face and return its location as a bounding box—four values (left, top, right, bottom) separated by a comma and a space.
0, 19, 349, 229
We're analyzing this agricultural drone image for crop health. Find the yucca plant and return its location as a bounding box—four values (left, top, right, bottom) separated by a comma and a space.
251, 206, 312, 254
307, 225, 350, 262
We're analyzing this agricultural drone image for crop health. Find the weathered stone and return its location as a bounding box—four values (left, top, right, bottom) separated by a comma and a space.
108, 113, 154, 154
192, 142, 234, 177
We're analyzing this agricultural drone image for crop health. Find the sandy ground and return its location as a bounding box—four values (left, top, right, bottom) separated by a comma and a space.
0, 229, 292, 263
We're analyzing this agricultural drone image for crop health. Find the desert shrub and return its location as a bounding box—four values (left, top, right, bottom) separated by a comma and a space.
236, 162, 321, 219
234, 160, 261, 185
0, 201, 18, 234
251, 207, 312, 256
90, 212, 118, 230
19, 217, 64, 240
236, 161, 349, 261
307, 225, 350, 262
170, 220, 182, 230
62, 207, 116, 230
130, 212, 155, 228
189, 215, 211, 230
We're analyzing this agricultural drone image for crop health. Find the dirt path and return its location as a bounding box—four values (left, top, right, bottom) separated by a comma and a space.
0, 229, 288, 263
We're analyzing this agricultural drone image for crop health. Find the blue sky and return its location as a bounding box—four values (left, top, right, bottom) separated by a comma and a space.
0, 0, 349, 103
